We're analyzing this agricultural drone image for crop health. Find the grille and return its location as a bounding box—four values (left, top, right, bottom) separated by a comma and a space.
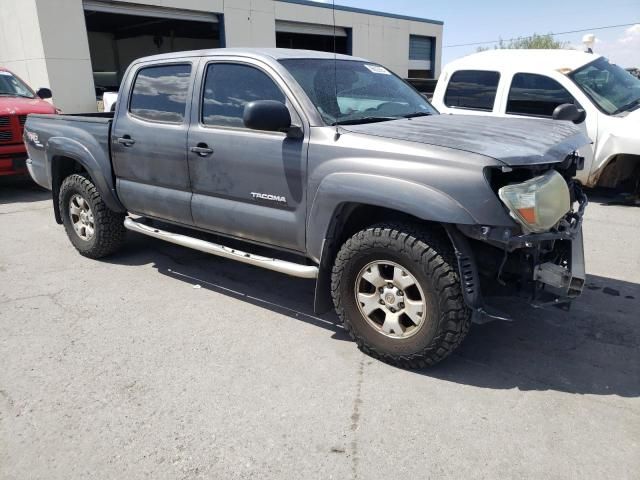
19, 115, 27, 125
0, 130, 13, 142
0, 116, 10, 126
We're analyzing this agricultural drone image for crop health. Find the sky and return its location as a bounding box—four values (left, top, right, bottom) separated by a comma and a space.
311, 0, 640, 67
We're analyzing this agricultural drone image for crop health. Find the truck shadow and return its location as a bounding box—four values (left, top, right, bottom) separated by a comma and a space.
0, 176, 49, 205
107, 231, 640, 398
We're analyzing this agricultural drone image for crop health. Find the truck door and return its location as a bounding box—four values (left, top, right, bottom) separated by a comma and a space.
111, 60, 196, 224
187, 59, 307, 252
501, 72, 595, 180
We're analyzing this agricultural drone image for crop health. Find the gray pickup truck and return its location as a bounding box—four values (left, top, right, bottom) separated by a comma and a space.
24, 48, 589, 368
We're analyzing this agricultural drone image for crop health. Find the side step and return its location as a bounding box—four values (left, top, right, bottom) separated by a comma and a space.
124, 217, 318, 279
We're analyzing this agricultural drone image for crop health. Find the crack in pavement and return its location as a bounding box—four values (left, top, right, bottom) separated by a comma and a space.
350, 356, 365, 480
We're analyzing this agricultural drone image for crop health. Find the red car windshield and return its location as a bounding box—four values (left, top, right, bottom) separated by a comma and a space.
0, 71, 35, 99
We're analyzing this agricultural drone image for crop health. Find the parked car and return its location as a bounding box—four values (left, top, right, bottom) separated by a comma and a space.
0, 67, 57, 177
432, 50, 640, 190
24, 49, 589, 368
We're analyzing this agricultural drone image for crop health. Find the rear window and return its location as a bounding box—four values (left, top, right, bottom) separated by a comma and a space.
444, 70, 500, 111
129, 64, 191, 123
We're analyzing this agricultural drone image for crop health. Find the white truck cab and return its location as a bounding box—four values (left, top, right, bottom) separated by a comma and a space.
432, 50, 640, 189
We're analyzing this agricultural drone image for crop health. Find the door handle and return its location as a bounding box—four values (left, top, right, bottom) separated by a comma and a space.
116, 135, 135, 146
190, 143, 214, 157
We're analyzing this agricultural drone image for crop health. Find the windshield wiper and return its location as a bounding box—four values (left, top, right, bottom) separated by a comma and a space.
331, 116, 398, 126
403, 111, 433, 119
613, 98, 640, 115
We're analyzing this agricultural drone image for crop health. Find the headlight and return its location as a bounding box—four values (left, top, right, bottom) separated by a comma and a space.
498, 170, 570, 233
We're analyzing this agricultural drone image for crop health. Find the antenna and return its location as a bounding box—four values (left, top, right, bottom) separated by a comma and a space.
332, 0, 340, 139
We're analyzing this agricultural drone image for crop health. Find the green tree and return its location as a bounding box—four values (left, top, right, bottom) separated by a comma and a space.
477, 33, 570, 52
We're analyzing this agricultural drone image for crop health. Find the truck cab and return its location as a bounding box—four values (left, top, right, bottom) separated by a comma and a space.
432, 50, 640, 190
0, 68, 56, 177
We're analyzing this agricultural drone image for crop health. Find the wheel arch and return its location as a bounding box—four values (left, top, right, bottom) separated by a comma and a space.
307, 173, 477, 263
312, 200, 463, 314
47, 138, 125, 223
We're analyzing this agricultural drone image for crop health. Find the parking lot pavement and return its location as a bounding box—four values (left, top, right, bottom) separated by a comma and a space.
1, 178, 638, 480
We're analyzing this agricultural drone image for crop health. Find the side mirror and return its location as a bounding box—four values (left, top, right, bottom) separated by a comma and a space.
36, 87, 52, 99
243, 100, 293, 133
552, 103, 586, 124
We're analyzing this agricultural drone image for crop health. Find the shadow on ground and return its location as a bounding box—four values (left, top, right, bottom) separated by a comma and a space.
584, 186, 639, 207
106, 229, 640, 398
0, 176, 49, 205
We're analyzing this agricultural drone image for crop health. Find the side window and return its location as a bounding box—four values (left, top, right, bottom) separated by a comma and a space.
507, 73, 575, 117
129, 64, 191, 123
202, 63, 286, 128
444, 70, 500, 111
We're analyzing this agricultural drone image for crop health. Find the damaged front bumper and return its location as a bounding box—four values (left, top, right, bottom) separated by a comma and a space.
446, 185, 588, 323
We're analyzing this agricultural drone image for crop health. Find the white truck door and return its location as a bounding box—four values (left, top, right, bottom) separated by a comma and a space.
499, 71, 596, 184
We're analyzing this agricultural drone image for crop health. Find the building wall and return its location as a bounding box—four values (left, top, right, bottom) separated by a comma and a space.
0, 0, 443, 113
0, 0, 97, 113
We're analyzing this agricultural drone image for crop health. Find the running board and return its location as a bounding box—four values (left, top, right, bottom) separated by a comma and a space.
124, 218, 318, 279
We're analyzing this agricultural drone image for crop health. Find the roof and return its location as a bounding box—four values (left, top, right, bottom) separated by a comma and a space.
276, 0, 443, 25
135, 48, 368, 64
445, 49, 601, 73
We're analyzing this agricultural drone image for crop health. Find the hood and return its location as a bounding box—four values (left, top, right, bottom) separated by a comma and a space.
344, 114, 590, 166
0, 96, 56, 115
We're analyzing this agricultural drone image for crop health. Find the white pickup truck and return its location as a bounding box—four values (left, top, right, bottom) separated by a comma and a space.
432, 50, 640, 190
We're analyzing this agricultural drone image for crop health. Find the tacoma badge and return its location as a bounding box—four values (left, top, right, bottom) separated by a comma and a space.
251, 192, 287, 204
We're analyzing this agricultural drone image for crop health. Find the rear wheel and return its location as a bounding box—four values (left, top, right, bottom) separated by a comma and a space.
331, 223, 471, 368
59, 174, 126, 258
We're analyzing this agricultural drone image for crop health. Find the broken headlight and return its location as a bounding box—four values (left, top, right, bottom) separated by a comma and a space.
498, 170, 570, 233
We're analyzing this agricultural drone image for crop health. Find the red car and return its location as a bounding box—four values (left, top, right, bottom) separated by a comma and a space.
0, 68, 57, 177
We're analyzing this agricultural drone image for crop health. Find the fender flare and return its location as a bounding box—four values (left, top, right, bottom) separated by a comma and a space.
46, 137, 125, 221
306, 172, 477, 262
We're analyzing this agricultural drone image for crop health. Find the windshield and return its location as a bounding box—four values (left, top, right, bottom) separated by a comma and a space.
569, 57, 640, 115
0, 71, 35, 98
280, 59, 437, 125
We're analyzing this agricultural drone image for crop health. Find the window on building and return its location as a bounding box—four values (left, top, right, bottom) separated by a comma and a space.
129, 64, 191, 123
275, 21, 350, 54
201, 63, 286, 128
444, 70, 500, 111
507, 73, 576, 117
408, 35, 434, 79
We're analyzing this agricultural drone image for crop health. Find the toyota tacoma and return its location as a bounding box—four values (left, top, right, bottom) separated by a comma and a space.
24, 49, 589, 368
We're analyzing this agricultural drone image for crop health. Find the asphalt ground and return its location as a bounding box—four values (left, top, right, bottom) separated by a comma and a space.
1, 177, 638, 479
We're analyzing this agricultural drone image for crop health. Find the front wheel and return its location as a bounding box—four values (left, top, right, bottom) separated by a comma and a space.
59, 174, 126, 259
331, 223, 471, 369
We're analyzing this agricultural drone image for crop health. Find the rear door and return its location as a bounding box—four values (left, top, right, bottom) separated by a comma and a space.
187, 58, 307, 252
112, 60, 196, 224
436, 69, 502, 115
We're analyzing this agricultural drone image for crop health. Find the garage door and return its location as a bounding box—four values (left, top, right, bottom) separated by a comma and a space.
83, 0, 219, 23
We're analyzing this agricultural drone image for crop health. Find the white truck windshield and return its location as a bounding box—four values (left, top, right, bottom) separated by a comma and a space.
570, 57, 640, 115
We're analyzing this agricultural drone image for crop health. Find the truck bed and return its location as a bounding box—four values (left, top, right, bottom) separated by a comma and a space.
24, 112, 115, 197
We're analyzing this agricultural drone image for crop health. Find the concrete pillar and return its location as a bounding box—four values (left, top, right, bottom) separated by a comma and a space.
0, 0, 96, 113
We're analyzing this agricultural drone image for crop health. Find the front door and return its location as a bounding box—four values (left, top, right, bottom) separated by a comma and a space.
501, 72, 595, 178
112, 61, 196, 224
187, 59, 307, 251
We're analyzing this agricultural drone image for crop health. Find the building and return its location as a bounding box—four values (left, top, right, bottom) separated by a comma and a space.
0, 0, 443, 113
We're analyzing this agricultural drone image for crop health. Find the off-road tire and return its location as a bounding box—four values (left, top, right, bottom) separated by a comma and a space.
59, 174, 126, 259
331, 223, 471, 368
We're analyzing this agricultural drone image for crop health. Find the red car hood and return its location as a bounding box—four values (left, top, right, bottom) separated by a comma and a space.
0, 96, 56, 115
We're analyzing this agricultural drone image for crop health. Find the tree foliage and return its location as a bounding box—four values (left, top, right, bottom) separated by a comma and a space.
477, 33, 570, 52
